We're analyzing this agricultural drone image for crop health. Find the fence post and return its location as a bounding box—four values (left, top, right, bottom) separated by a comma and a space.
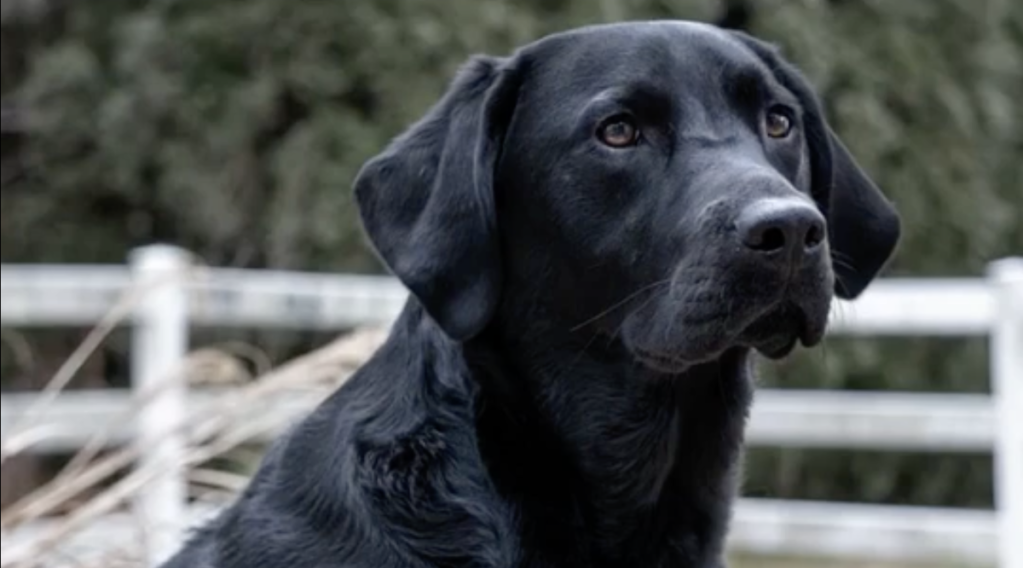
991, 258, 1023, 568
130, 245, 192, 567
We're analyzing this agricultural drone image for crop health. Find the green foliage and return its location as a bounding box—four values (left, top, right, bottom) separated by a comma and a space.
2, 0, 1020, 508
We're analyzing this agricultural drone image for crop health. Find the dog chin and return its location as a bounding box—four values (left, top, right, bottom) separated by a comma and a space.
629, 332, 796, 373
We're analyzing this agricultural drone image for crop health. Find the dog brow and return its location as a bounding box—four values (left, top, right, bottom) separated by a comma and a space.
723, 66, 767, 106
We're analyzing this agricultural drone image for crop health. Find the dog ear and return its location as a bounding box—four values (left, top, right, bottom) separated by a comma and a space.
818, 132, 902, 298
353, 56, 519, 340
728, 31, 901, 299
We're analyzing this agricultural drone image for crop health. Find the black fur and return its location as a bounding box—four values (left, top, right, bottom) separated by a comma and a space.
163, 21, 899, 568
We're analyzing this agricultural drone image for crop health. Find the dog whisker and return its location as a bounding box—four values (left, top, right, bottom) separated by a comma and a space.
570, 279, 672, 332
830, 250, 858, 274
608, 289, 666, 345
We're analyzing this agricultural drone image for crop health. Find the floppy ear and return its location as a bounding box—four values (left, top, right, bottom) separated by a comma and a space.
728, 31, 901, 299
353, 56, 520, 340
819, 132, 902, 298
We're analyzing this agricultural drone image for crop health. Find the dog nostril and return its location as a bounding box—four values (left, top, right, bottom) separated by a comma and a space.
748, 226, 787, 252
804, 222, 825, 249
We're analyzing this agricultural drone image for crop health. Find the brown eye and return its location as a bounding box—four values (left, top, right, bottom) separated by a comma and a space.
597, 116, 640, 147
765, 108, 794, 139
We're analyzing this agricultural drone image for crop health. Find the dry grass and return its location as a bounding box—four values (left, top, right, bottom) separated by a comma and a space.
1, 295, 389, 568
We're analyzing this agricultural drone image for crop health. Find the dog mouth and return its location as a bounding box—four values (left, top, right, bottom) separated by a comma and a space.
749, 332, 800, 360
739, 301, 827, 359
619, 264, 833, 372
627, 299, 827, 371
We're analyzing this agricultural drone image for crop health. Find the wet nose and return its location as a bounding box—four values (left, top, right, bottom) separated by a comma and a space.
737, 198, 826, 264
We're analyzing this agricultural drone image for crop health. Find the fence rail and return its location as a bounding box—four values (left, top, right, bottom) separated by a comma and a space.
2, 499, 1000, 567
0, 264, 997, 334
1, 245, 1021, 568
0, 388, 998, 453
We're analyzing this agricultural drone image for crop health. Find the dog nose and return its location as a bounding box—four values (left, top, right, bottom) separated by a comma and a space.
737, 199, 826, 261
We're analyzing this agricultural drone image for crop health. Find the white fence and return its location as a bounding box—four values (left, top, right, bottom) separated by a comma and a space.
1, 245, 1021, 567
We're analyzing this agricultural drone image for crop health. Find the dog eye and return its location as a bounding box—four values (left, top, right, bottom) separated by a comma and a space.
764, 108, 794, 139
597, 115, 640, 147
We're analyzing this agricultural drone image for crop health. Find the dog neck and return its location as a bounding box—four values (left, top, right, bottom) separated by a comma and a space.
461, 302, 754, 560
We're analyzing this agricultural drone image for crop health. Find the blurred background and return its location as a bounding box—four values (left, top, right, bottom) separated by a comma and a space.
1, 0, 1021, 567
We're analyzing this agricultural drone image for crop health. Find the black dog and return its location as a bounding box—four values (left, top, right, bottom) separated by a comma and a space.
163, 21, 899, 568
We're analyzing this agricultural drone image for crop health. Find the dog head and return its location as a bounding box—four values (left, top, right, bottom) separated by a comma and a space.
355, 21, 900, 373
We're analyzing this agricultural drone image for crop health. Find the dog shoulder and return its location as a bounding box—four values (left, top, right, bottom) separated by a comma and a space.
348, 328, 520, 567
165, 319, 518, 567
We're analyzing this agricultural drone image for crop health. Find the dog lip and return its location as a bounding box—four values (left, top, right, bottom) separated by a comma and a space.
740, 297, 826, 358
631, 347, 692, 374
756, 334, 799, 359
796, 301, 830, 347
798, 320, 827, 347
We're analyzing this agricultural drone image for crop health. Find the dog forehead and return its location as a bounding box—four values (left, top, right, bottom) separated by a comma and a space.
520, 20, 764, 93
